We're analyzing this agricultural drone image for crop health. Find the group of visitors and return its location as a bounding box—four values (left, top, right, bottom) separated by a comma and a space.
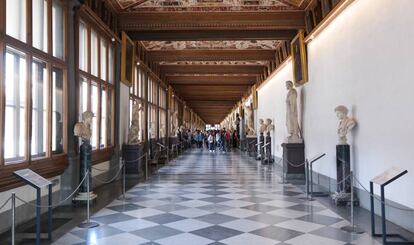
192, 128, 239, 153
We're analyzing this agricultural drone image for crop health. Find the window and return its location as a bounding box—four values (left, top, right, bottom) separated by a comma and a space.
6, 0, 26, 42
52, 67, 64, 154
77, 20, 115, 150
91, 30, 98, 77
52, 0, 65, 59
31, 59, 48, 159
5, 48, 27, 163
79, 22, 88, 72
33, 0, 48, 52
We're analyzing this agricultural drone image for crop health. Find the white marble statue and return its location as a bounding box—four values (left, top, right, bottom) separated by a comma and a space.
245, 105, 255, 136
264, 118, 275, 135
258, 118, 267, 134
285, 81, 302, 143
160, 123, 166, 138
127, 104, 143, 144
149, 122, 156, 139
335, 105, 356, 145
171, 111, 178, 136
74, 111, 94, 141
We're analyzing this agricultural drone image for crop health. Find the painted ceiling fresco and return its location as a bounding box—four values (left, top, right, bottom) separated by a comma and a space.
115, 0, 302, 11
141, 41, 280, 50
159, 61, 268, 65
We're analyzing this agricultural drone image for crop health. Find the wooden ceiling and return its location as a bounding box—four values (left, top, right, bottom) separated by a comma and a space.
111, 0, 311, 123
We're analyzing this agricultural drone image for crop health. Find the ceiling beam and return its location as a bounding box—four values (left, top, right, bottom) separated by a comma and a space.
148, 50, 276, 62
161, 65, 264, 75
167, 75, 256, 85
119, 12, 305, 32
128, 30, 298, 41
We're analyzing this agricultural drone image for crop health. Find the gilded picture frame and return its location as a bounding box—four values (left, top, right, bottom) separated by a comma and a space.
121, 32, 135, 87
290, 30, 308, 86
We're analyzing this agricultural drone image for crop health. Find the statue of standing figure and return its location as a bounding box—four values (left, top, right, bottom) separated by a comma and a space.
127, 103, 143, 144
285, 81, 302, 143
245, 105, 255, 136
264, 118, 274, 135
171, 111, 179, 136
335, 105, 356, 145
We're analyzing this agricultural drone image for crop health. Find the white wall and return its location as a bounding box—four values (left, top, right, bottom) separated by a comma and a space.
302, 0, 414, 209
257, 60, 295, 158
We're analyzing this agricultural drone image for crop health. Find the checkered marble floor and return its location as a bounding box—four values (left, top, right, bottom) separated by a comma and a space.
54, 150, 380, 245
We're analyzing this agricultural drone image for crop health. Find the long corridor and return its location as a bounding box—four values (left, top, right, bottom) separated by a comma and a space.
54, 150, 378, 245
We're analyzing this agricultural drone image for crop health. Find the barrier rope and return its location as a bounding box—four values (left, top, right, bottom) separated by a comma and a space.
92, 163, 124, 172
0, 197, 11, 210
336, 173, 351, 187
285, 158, 307, 168
123, 153, 147, 163
352, 175, 414, 212
15, 171, 89, 208
92, 163, 124, 184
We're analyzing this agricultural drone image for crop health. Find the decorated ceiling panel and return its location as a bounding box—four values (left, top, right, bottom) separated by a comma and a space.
141, 40, 280, 50
115, 0, 304, 11
159, 61, 268, 65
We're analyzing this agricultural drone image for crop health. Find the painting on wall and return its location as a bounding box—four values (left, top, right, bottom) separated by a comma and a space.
290, 30, 308, 86
121, 32, 135, 87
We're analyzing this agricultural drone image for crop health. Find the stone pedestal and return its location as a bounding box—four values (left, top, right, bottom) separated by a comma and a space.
74, 140, 97, 202
281, 143, 305, 180
331, 144, 359, 206
257, 133, 265, 160
262, 133, 274, 164
122, 143, 144, 178
246, 136, 257, 157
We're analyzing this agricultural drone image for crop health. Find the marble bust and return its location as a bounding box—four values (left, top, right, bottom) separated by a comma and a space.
127, 103, 143, 144
264, 118, 274, 135
258, 119, 266, 134
335, 105, 356, 145
74, 111, 94, 141
285, 81, 302, 143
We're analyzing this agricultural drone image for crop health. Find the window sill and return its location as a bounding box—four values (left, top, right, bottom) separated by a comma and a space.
0, 154, 68, 192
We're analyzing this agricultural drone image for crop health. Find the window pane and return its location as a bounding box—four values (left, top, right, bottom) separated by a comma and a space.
107, 89, 113, 145
100, 86, 107, 148
91, 82, 98, 148
52, 67, 64, 154
79, 22, 88, 71
6, 0, 26, 42
5, 48, 27, 163
52, 0, 65, 59
100, 39, 107, 80
108, 46, 114, 84
79, 76, 88, 121
91, 30, 98, 76
31, 59, 48, 158
33, 0, 48, 52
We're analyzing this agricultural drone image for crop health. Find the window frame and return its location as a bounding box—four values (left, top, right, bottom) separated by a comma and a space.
0, 0, 68, 190
75, 7, 117, 163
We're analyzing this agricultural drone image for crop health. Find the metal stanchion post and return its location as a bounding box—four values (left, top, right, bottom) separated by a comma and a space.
11, 193, 15, 245
117, 159, 132, 201
167, 148, 169, 164
145, 154, 148, 180
279, 157, 286, 184
341, 171, 364, 234
78, 171, 99, 229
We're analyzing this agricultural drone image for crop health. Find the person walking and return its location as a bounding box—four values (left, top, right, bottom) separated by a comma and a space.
208, 132, 214, 152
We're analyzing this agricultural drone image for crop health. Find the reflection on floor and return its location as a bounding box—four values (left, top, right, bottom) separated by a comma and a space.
54, 150, 380, 245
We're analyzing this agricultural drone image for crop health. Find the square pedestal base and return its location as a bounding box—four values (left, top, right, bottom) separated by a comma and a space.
282, 143, 305, 180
